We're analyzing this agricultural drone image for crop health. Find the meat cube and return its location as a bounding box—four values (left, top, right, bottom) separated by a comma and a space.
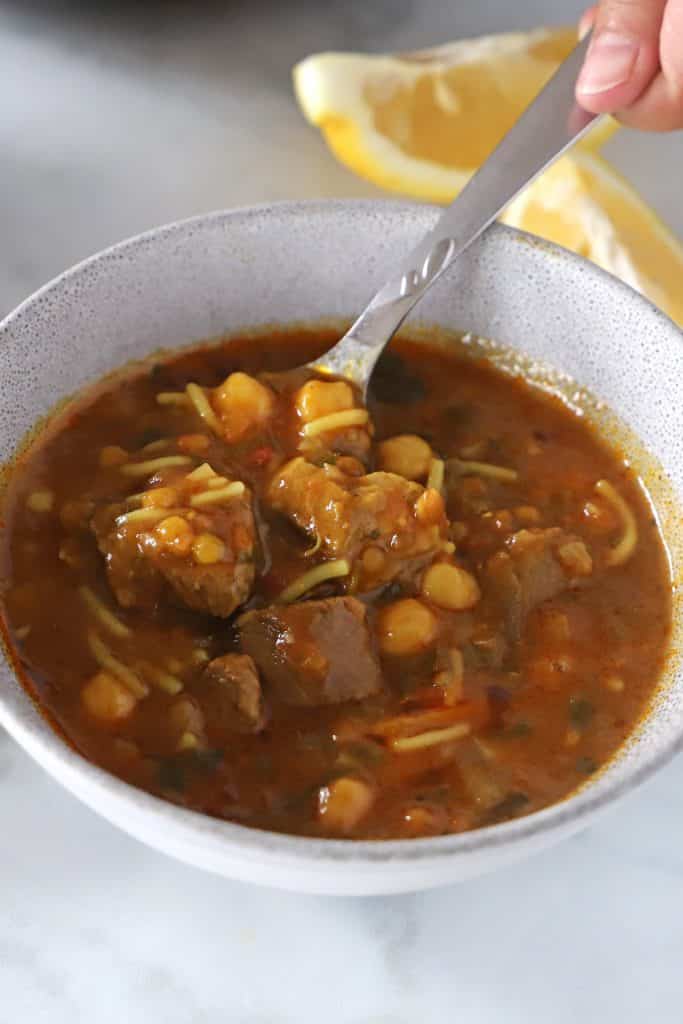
93, 462, 256, 618
485, 528, 591, 640
238, 597, 383, 706
267, 458, 448, 592
202, 654, 265, 734
268, 457, 353, 554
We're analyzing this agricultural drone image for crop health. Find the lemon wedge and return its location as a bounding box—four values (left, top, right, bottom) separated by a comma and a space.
502, 152, 683, 327
294, 28, 615, 204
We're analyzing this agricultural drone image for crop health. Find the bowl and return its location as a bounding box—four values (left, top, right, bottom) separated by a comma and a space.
1, 200, 682, 895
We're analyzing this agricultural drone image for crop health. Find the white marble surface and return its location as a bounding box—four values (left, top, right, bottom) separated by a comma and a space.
1, 1, 683, 1019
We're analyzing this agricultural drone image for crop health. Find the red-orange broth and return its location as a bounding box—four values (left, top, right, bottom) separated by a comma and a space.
0, 331, 671, 838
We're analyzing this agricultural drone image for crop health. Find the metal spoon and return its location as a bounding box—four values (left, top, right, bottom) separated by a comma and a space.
310, 33, 598, 400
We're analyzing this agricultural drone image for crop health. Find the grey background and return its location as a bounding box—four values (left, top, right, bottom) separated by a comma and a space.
1, 0, 681, 318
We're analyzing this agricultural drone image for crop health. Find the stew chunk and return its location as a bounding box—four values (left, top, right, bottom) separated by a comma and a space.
202, 653, 265, 734
267, 457, 448, 591
485, 528, 592, 639
238, 596, 383, 705
93, 463, 256, 617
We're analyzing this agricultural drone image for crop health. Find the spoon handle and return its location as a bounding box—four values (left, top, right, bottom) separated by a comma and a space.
319, 32, 599, 394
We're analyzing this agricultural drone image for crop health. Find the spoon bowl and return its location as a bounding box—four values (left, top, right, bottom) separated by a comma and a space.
309, 34, 596, 398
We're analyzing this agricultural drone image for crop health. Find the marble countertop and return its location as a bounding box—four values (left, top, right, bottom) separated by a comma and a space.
2, 1, 682, 1019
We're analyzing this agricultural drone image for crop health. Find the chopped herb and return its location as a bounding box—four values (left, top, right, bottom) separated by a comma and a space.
487, 685, 512, 708
367, 529, 381, 541
157, 748, 223, 792
311, 452, 337, 467
576, 756, 598, 775
296, 731, 328, 751
341, 740, 385, 765
508, 721, 532, 738
417, 784, 451, 804
191, 748, 223, 773
379, 580, 404, 604
569, 696, 595, 728
158, 757, 185, 792
482, 791, 530, 824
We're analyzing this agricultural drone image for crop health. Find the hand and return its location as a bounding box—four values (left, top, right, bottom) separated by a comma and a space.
576, 0, 683, 130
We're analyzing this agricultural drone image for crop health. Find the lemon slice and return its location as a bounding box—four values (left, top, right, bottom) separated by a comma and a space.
502, 152, 683, 327
294, 28, 615, 204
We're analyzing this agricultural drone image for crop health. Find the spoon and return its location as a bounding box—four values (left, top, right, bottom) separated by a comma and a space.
310, 32, 598, 400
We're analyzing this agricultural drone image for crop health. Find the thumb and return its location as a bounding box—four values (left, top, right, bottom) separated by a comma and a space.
576, 0, 665, 113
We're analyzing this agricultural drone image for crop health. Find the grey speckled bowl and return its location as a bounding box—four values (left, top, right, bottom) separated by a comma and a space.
1, 201, 682, 894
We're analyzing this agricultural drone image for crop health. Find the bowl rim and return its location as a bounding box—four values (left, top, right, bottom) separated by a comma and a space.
1, 197, 682, 868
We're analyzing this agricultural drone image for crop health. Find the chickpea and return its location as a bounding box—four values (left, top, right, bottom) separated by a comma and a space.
361, 545, 385, 575
167, 696, 205, 739
515, 505, 541, 525
176, 731, 202, 752
377, 598, 438, 656
295, 379, 354, 423
414, 487, 445, 527
142, 486, 178, 509
557, 540, 593, 577
604, 673, 625, 693
318, 777, 374, 834
58, 538, 84, 569
421, 562, 481, 611
26, 490, 54, 513
154, 515, 194, 555
99, 445, 128, 467
401, 805, 446, 837
565, 727, 581, 747
377, 434, 432, 481
81, 670, 137, 723
213, 372, 275, 441
60, 499, 95, 530
192, 532, 226, 565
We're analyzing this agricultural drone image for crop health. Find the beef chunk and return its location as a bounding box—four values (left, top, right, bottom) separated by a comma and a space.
485, 528, 591, 640
238, 596, 383, 706
267, 457, 447, 592
92, 463, 256, 618
158, 542, 254, 619
202, 654, 265, 734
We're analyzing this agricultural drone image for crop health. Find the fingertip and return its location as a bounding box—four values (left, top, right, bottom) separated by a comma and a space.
576, 79, 642, 116
576, 31, 640, 99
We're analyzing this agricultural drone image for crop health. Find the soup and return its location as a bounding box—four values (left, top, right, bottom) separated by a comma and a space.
0, 331, 671, 839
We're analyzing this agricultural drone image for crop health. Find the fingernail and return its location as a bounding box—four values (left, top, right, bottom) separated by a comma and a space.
577, 31, 639, 95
